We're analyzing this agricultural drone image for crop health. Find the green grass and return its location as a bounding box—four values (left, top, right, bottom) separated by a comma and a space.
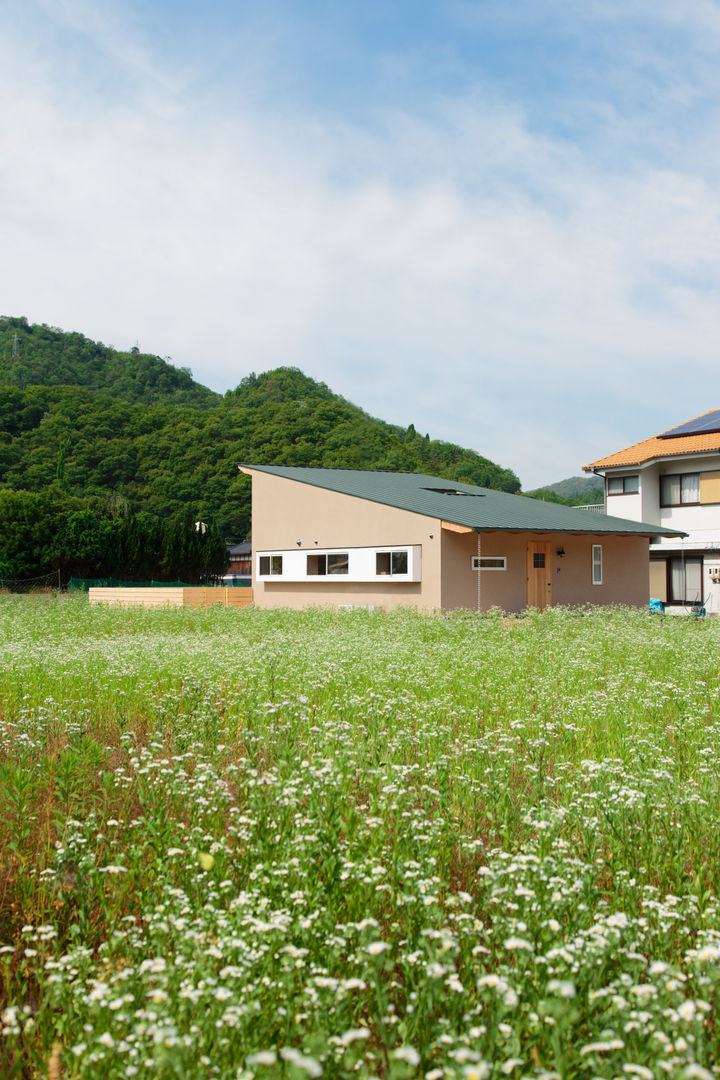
1, 595, 720, 1079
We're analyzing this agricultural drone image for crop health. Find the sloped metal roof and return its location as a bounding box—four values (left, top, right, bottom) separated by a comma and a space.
241, 464, 684, 537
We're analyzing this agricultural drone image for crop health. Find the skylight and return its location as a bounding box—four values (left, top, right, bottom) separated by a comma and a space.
422, 487, 484, 497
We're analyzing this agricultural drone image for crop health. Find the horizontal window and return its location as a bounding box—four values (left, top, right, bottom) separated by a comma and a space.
376, 550, 408, 575
472, 556, 506, 570
660, 473, 700, 506
607, 474, 639, 495
307, 552, 349, 575
258, 554, 283, 576
256, 545, 420, 582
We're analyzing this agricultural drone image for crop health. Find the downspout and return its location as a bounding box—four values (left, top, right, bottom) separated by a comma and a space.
591, 468, 606, 512
476, 532, 482, 613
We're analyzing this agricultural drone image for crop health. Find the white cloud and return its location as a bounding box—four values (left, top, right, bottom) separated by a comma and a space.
2, 1, 720, 486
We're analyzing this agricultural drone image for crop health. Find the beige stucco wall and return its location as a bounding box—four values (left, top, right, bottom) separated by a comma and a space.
439, 530, 528, 611
440, 531, 651, 612
551, 533, 649, 608
439, 529, 477, 610
249, 470, 443, 610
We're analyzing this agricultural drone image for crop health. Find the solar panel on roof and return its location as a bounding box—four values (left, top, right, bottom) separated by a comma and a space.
658, 410, 720, 439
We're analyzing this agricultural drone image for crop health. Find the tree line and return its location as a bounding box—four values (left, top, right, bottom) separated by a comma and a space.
0, 488, 226, 584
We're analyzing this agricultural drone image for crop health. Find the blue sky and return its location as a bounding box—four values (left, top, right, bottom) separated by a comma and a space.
3, 1, 720, 487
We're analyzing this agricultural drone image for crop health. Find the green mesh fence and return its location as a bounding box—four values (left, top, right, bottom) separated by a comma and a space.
0, 571, 61, 593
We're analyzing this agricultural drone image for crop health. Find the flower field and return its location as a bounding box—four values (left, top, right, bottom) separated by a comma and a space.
2, 596, 720, 1079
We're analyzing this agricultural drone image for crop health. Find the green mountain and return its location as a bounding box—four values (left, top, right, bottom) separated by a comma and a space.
525, 475, 603, 506
0, 316, 217, 406
0, 317, 520, 582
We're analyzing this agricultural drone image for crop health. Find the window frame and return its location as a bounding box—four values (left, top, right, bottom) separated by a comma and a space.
591, 544, 603, 586
375, 550, 409, 576
307, 552, 349, 576
257, 554, 283, 577
660, 473, 701, 507
607, 474, 639, 496
471, 556, 507, 571
667, 555, 703, 605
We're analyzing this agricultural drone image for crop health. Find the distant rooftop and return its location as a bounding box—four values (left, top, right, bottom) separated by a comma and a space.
228, 541, 251, 556
584, 410, 720, 470
242, 464, 682, 537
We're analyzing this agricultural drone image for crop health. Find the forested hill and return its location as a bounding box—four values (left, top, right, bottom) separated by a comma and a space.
0, 317, 520, 581
0, 316, 217, 406
525, 475, 604, 506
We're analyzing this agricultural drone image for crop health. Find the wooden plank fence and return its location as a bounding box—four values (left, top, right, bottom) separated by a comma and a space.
88, 587, 253, 609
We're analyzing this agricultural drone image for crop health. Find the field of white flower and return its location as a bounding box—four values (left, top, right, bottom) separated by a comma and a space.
1, 596, 720, 1080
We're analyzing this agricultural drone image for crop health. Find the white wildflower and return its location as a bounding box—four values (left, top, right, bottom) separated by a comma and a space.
338, 1028, 371, 1046
462, 1066, 490, 1080
279, 1048, 322, 1076
503, 936, 533, 951
547, 979, 576, 998
246, 1050, 278, 1066
393, 1046, 420, 1066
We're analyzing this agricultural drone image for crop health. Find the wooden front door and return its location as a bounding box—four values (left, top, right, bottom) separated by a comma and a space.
526, 541, 552, 610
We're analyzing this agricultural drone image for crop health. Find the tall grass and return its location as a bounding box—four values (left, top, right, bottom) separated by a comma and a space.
1, 595, 720, 1078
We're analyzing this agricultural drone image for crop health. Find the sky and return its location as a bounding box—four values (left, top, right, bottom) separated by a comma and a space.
3, 0, 720, 489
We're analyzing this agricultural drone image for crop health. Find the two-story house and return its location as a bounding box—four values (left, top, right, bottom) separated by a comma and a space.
584, 409, 720, 611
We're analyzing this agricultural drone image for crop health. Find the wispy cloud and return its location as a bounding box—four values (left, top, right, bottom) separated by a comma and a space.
2, 0, 720, 485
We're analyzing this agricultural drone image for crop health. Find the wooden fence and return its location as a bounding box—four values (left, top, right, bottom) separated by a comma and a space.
88, 586, 253, 609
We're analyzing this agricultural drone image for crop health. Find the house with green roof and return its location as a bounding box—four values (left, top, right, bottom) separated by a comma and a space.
239, 465, 683, 612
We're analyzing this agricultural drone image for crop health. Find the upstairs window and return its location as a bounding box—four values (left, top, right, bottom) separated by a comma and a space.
607, 475, 639, 495
660, 473, 700, 507
376, 550, 408, 575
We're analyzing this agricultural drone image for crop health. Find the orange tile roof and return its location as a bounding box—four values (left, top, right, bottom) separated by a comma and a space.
584, 410, 720, 470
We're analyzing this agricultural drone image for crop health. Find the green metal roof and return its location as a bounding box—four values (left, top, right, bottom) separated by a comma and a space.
242, 465, 685, 537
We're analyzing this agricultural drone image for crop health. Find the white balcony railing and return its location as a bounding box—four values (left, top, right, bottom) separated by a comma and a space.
579, 503, 604, 513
